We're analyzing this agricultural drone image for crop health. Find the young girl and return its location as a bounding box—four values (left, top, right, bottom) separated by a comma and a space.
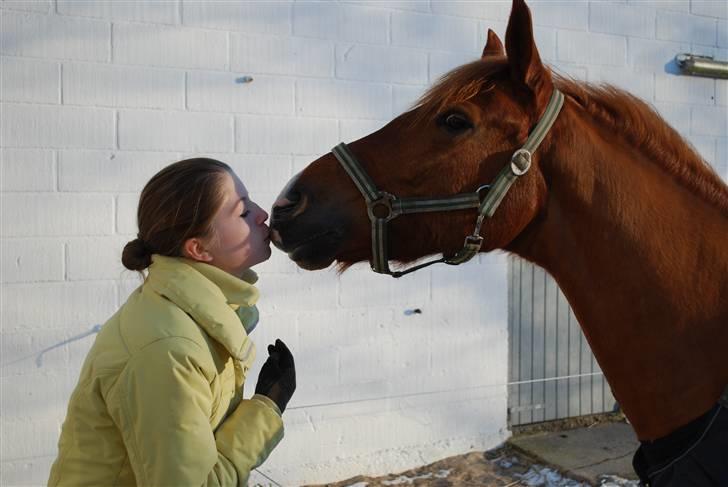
48, 158, 296, 486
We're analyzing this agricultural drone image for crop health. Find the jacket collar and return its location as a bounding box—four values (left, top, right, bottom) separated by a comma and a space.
146, 255, 259, 361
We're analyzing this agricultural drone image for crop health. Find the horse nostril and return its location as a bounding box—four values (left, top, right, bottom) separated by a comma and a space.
272, 190, 306, 221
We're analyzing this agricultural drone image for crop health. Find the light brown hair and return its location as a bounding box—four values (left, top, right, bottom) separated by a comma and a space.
122, 158, 232, 271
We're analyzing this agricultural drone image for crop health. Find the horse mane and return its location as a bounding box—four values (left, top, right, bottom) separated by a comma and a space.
414, 60, 728, 214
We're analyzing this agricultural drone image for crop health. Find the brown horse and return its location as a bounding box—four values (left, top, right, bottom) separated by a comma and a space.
271, 0, 728, 480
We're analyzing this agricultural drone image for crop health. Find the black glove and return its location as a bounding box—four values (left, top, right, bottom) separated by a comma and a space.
254, 339, 296, 413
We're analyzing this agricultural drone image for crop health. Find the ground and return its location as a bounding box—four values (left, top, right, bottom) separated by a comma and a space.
303, 414, 640, 487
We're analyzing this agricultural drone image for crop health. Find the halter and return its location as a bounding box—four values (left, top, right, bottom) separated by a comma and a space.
332, 89, 565, 278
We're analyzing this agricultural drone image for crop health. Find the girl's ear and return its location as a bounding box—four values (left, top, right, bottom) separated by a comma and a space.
182, 237, 213, 262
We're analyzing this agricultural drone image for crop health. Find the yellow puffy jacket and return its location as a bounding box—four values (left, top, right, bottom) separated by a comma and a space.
48, 255, 284, 486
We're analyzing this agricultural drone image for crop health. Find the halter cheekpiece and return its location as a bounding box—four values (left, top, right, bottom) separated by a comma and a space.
331, 89, 565, 278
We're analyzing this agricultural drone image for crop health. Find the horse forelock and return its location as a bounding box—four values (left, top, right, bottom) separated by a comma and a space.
411, 60, 728, 214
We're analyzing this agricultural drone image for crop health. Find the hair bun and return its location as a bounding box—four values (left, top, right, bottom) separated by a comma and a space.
122, 238, 153, 271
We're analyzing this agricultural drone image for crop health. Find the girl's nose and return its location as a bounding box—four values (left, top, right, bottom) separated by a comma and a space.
257, 207, 269, 224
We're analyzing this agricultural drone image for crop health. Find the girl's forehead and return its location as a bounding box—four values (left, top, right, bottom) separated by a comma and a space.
223, 170, 248, 199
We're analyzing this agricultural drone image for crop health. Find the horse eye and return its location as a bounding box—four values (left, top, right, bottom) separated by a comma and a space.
439, 112, 473, 134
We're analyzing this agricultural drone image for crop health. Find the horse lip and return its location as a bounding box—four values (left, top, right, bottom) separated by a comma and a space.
285, 229, 338, 253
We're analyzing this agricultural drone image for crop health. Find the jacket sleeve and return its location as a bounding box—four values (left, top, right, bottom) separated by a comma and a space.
113, 337, 284, 487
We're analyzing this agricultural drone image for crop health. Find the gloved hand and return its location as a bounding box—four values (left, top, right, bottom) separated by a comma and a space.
254, 339, 296, 413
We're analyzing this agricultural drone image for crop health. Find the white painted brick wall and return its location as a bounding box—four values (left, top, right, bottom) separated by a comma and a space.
113, 22, 227, 69
118, 110, 233, 152
1, 10, 110, 61
0, 149, 55, 191
187, 71, 294, 115
57, 0, 179, 24
1, 104, 115, 148
293, 3, 390, 44
62, 63, 185, 109
1, 1, 726, 485
0, 56, 60, 104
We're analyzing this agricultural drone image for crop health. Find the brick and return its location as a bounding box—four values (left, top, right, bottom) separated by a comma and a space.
293, 3, 388, 44
431, 1, 506, 20
590, 2, 656, 38
0, 333, 54, 375
116, 193, 140, 235
183, 1, 290, 35
0, 103, 114, 149
0, 238, 64, 283
0, 324, 92, 377
340, 119, 389, 144
67, 236, 130, 280
57, 0, 178, 23
628, 0, 689, 13
230, 34, 332, 78
339, 263, 430, 308
533, 26, 558, 62
0, 11, 109, 61
118, 110, 232, 152
0, 56, 59, 103
63, 63, 184, 109
529, 1, 589, 30
296, 78, 391, 119
0, 0, 52, 13
686, 135, 717, 162
691, 105, 728, 136
628, 37, 690, 70
392, 11, 478, 52
0, 149, 55, 191
717, 79, 727, 106
690, 0, 728, 19
256, 270, 339, 311
210, 153, 293, 193
429, 51, 480, 83
187, 72, 294, 115
558, 30, 626, 66
0, 372, 76, 422
0, 416, 64, 459
657, 11, 717, 46
655, 74, 715, 104
653, 102, 691, 133
58, 150, 176, 192
342, 0, 429, 12
0, 193, 113, 236
1, 456, 56, 486
335, 44, 427, 85
393, 85, 425, 117
588, 67, 655, 102
236, 115, 338, 155
113, 22, 226, 70
1, 280, 117, 330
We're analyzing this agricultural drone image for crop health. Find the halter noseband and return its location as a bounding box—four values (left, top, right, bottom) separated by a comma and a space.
332, 89, 565, 278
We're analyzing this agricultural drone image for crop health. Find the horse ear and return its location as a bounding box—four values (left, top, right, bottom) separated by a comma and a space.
505, 0, 552, 103
482, 29, 505, 58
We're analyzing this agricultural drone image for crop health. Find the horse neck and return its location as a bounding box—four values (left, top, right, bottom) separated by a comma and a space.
508, 105, 728, 440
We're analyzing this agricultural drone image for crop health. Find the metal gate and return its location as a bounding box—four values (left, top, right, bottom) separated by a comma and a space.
508, 257, 617, 426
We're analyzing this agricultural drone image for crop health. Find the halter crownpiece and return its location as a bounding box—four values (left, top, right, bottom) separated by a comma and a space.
332, 89, 565, 278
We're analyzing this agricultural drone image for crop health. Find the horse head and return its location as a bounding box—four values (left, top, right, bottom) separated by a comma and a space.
271, 0, 558, 272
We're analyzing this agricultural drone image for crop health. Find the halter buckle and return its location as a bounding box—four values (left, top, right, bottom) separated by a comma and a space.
367, 192, 400, 222
510, 149, 532, 176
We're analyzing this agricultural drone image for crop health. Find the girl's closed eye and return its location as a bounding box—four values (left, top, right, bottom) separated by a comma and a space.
240, 210, 250, 218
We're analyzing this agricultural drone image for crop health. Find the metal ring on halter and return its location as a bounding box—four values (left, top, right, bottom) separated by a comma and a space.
367, 192, 400, 222
476, 184, 491, 201
510, 149, 532, 176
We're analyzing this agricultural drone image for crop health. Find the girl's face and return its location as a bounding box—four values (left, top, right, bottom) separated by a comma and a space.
204, 171, 271, 275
